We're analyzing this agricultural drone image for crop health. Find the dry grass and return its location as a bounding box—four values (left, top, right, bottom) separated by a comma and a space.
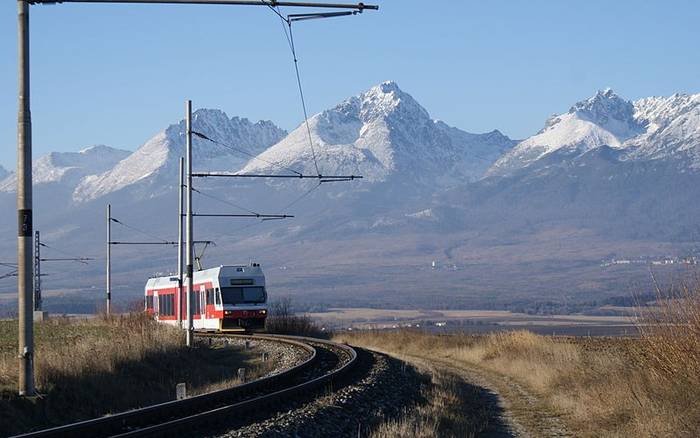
337, 288, 700, 438
0, 313, 184, 395
0, 313, 267, 436
371, 370, 491, 438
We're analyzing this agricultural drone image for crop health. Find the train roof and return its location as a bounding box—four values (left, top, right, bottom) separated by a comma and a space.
146, 264, 265, 289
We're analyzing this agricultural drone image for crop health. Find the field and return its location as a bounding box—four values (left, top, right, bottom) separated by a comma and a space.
310, 307, 638, 336
337, 290, 700, 438
0, 314, 269, 437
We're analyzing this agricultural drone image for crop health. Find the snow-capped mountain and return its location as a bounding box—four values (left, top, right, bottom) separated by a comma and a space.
0, 165, 7, 181
0, 145, 130, 192
488, 89, 700, 177
488, 89, 645, 177
242, 81, 515, 187
2, 84, 700, 314
73, 110, 286, 202
447, 88, 700, 243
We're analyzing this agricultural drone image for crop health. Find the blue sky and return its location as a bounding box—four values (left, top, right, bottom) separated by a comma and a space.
1, 0, 699, 169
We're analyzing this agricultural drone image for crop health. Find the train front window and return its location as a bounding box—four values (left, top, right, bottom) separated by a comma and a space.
220, 287, 265, 304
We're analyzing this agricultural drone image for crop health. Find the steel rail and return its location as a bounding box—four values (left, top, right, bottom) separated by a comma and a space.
111, 334, 358, 437
12, 334, 358, 438
11, 335, 316, 438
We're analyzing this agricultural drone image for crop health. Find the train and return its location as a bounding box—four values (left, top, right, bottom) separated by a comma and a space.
145, 263, 268, 331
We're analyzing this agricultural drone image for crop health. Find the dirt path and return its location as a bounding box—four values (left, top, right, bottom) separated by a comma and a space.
369, 349, 572, 438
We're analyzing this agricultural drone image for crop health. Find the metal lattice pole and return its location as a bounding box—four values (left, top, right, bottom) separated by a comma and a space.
33, 231, 41, 311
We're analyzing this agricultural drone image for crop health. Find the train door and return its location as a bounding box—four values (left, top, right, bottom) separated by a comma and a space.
200, 285, 206, 319
153, 291, 159, 318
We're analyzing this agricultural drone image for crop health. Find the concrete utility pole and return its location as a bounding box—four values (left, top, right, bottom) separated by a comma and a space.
106, 204, 111, 315
17, 0, 34, 397
20, 0, 377, 395
177, 157, 184, 328
185, 101, 194, 347
33, 231, 41, 311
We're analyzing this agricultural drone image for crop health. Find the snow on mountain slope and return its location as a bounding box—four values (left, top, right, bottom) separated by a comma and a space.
0, 145, 130, 192
241, 81, 515, 186
73, 110, 286, 202
488, 89, 644, 177
488, 89, 700, 178
626, 92, 700, 166
0, 165, 7, 181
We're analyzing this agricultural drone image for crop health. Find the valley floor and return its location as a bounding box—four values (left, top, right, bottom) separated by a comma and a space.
311, 307, 638, 336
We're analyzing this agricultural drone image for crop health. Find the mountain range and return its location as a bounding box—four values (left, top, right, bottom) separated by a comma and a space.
0, 81, 698, 314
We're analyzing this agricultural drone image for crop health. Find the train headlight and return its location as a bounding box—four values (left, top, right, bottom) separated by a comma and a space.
259, 310, 267, 315
225, 310, 232, 316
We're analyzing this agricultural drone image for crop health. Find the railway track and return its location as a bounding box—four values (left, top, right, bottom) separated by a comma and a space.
12, 334, 358, 438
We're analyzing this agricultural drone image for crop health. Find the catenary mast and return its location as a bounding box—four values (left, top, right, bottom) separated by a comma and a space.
19, 0, 377, 396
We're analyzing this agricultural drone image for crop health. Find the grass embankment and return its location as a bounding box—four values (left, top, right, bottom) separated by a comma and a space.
337, 292, 700, 437
0, 314, 270, 437
370, 368, 496, 437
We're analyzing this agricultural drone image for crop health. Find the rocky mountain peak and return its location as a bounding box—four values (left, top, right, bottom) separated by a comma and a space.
358, 81, 431, 124
569, 88, 644, 139
241, 82, 514, 187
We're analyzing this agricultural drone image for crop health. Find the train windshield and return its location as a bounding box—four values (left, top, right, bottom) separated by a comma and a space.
220, 286, 266, 304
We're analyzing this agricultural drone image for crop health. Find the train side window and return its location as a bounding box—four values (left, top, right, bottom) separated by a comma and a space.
156, 294, 175, 316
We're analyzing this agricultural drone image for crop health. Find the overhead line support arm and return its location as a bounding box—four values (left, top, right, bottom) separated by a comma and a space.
192, 173, 363, 179
192, 213, 294, 218
29, 1, 378, 11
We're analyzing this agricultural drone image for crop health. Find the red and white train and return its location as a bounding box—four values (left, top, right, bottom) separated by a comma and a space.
145, 264, 268, 331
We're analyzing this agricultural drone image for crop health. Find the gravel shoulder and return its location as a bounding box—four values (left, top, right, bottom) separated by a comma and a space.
213, 348, 428, 437
212, 345, 532, 437
226, 337, 311, 376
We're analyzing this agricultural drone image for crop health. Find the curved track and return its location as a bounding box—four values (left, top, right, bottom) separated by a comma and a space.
12, 334, 358, 438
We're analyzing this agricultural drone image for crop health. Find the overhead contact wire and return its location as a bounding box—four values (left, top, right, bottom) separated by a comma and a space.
111, 217, 173, 244
280, 181, 322, 212
191, 186, 260, 216
287, 19, 322, 177
192, 130, 303, 176
264, 1, 322, 177
39, 242, 95, 262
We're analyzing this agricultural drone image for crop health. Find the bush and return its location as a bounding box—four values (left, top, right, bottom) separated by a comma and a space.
265, 297, 325, 338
